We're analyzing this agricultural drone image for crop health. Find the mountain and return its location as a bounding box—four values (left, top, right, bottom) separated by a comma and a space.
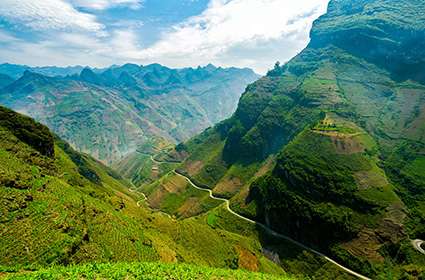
0, 105, 291, 277
0, 74, 14, 89
0, 64, 259, 165
0, 63, 86, 79
155, 0, 425, 278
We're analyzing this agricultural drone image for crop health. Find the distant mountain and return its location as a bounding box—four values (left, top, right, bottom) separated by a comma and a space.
158, 0, 425, 278
0, 73, 14, 88
0, 63, 259, 164
0, 63, 87, 79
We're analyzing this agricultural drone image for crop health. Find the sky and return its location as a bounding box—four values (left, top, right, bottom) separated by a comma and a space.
0, 0, 329, 74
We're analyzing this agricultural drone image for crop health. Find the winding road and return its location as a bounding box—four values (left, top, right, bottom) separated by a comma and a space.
139, 152, 424, 277
129, 179, 174, 219
131, 154, 371, 279
173, 170, 372, 280
412, 239, 425, 255
128, 185, 147, 207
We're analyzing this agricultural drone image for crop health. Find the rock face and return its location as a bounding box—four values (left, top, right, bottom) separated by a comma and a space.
173, 0, 425, 278
0, 64, 259, 164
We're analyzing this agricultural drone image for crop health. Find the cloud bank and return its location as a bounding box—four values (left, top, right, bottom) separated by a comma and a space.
0, 0, 104, 33
138, 0, 329, 72
0, 0, 329, 74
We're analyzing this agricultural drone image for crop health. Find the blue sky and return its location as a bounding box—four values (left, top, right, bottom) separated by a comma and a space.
0, 0, 329, 74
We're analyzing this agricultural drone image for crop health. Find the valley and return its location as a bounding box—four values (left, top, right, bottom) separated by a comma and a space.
0, 63, 258, 165
1, 0, 425, 279
135, 0, 425, 278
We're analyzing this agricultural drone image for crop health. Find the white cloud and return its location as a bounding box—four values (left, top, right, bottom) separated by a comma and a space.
0, 0, 104, 33
70, 0, 144, 10
0, 0, 330, 74
136, 0, 329, 73
0, 27, 142, 68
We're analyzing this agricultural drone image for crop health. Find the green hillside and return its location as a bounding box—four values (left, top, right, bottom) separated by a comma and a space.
0, 105, 292, 277
155, 0, 425, 278
1, 262, 292, 280
2, 0, 425, 279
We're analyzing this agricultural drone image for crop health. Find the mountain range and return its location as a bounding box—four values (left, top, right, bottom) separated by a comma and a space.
0, 63, 88, 79
0, 63, 259, 164
1, 0, 425, 279
146, 0, 425, 278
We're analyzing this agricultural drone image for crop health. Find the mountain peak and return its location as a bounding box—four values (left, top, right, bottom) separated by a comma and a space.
80, 67, 105, 85
18, 70, 51, 84
310, 0, 425, 82
204, 63, 217, 70
120, 63, 142, 73
23, 70, 39, 77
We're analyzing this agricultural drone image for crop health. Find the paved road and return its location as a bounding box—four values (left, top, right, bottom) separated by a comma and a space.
128, 186, 147, 207
173, 170, 371, 280
412, 239, 425, 255
150, 153, 425, 260
129, 181, 174, 219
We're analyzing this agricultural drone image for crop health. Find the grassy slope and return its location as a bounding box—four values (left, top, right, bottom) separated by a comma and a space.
250, 116, 416, 275
112, 140, 179, 186
0, 106, 287, 277
0, 262, 292, 280
171, 54, 425, 278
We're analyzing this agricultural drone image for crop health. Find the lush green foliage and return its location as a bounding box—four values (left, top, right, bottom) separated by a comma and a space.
0, 106, 54, 157
0, 106, 287, 278
0, 262, 291, 280
171, 0, 425, 278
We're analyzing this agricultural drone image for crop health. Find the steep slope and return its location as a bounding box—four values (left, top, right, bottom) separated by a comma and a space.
0, 74, 14, 89
0, 106, 288, 276
158, 0, 425, 278
0, 64, 258, 164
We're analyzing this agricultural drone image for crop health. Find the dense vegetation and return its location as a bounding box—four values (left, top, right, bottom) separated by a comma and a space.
2, 0, 425, 279
0, 262, 292, 280
0, 106, 54, 158
166, 0, 425, 278
0, 106, 289, 278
